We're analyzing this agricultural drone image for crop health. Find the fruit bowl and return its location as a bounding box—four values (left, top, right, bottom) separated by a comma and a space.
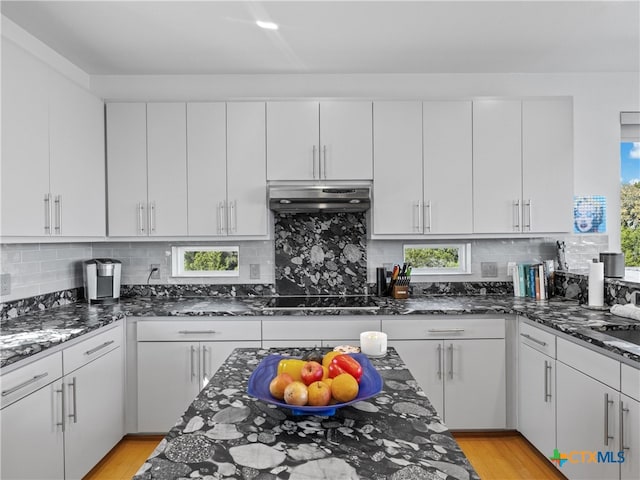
247, 352, 383, 416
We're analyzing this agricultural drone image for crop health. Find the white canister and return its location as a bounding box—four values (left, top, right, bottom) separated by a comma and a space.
360, 331, 388, 357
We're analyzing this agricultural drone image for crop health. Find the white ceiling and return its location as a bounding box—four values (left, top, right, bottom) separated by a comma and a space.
2, 1, 639, 75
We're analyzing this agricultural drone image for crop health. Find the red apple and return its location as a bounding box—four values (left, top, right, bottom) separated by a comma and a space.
269, 372, 294, 400
300, 361, 324, 386
283, 381, 308, 406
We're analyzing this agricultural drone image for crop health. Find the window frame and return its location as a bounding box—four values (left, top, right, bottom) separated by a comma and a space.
171, 245, 240, 278
403, 243, 472, 275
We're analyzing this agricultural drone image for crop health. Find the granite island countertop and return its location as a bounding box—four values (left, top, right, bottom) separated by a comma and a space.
2, 295, 640, 369
133, 347, 480, 480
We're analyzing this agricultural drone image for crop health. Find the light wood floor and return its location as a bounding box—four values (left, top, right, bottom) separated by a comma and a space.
84, 432, 566, 480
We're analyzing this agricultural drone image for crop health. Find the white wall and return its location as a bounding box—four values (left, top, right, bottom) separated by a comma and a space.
92, 72, 640, 251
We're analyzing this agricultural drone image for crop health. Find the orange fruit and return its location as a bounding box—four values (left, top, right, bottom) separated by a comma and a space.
322, 351, 341, 368
331, 373, 359, 403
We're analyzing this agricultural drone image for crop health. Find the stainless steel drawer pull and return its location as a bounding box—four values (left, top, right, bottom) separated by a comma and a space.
436, 343, 442, 380
1, 372, 49, 397
544, 360, 552, 402
178, 330, 219, 334
68, 377, 78, 423
85, 340, 115, 356
44, 193, 51, 234
448, 343, 454, 379
190, 345, 197, 379
54, 195, 62, 234
428, 328, 465, 333
604, 393, 614, 446
312, 145, 318, 179
56, 384, 65, 432
520, 333, 547, 347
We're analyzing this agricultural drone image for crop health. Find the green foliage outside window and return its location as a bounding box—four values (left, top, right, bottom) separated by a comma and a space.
184, 250, 238, 272
621, 182, 640, 267
404, 247, 460, 269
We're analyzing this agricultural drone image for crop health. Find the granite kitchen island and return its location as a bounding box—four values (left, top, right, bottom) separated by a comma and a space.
133, 347, 479, 480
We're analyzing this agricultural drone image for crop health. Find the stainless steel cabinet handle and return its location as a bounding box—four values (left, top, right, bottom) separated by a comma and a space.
604, 393, 614, 446
322, 145, 327, 179
415, 201, 422, 232
84, 340, 115, 356
448, 344, 454, 379
179, 330, 219, 334
138, 203, 145, 234
68, 377, 78, 424
56, 384, 65, 432
190, 345, 197, 379
312, 145, 318, 179
54, 195, 62, 234
229, 200, 237, 234
520, 333, 547, 347
513, 199, 521, 231
424, 200, 432, 232
428, 328, 465, 334
218, 202, 226, 234
620, 401, 630, 451
44, 194, 51, 234
436, 343, 442, 380
1, 372, 49, 397
544, 360, 552, 402
149, 201, 156, 234
524, 199, 532, 231
202, 345, 209, 383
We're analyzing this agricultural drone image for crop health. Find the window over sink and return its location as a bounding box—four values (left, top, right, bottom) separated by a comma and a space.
403, 243, 471, 275
171, 246, 239, 277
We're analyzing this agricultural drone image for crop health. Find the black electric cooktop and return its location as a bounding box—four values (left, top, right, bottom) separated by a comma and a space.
263, 295, 379, 311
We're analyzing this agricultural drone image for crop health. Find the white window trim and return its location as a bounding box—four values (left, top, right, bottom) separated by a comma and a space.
171, 245, 240, 278
403, 243, 471, 275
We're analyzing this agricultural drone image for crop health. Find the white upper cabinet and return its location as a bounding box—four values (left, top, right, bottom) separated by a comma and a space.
372, 101, 473, 236
473, 98, 573, 234
373, 101, 423, 235
107, 103, 188, 237
266, 101, 373, 181
473, 99, 523, 234
423, 101, 473, 234
1, 40, 105, 239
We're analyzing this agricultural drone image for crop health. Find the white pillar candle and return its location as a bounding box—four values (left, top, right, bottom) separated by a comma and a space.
360, 331, 388, 357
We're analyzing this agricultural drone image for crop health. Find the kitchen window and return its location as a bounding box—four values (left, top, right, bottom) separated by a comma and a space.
620, 112, 640, 273
403, 243, 471, 275
171, 246, 239, 277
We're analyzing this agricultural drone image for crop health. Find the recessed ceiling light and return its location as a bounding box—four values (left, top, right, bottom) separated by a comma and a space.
256, 20, 279, 30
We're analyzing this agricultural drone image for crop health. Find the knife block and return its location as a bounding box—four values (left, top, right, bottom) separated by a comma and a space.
391, 285, 409, 299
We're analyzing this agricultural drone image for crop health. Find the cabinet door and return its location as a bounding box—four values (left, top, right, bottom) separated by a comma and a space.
372, 101, 423, 235
137, 341, 199, 433
518, 343, 556, 456
320, 101, 373, 180
49, 70, 105, 237
202, 341, 262, 384
1, 40, 50, 236
266, 101, 319, 180
0, 380, 65, 479
64, 347, 124, 480
227, 102, 268, 236
146, 103, 188, 236
423, 101, 473, 234
621, 394, 639, 480
106, 103, 148, 236
186, 102, 227, 236
522, 99, 573, 233
388, 340, 444, 419
473, 100, 522, 233
556, 361, 620, 480
445, 339, 506, 429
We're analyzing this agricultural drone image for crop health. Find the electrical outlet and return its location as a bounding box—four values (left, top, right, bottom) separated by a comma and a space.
0, 273, 11, 296
481, 262, 498, 278
507, 262, 517, 275
150, 264, 160, 279
250, 264, 260, 279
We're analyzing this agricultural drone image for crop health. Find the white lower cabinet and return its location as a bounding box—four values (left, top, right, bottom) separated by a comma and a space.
383, 317, 506, 429
0, 324, 123, 480
136, 319, 261, 433
518, 321, 557, 459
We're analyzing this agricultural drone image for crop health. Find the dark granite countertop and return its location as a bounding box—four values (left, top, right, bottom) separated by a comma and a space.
2, 295, 640, 369
133, 347, 480, 480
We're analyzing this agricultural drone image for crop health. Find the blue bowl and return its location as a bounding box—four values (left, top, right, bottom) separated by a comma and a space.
247, 352, 383, 416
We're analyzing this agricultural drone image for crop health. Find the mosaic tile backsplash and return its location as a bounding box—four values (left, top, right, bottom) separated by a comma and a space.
274, 212, 367, 295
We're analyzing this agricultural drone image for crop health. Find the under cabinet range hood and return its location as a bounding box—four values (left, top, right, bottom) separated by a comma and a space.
268, 184, 371, 213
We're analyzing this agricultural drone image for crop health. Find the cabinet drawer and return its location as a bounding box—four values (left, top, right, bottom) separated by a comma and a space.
557, 337, 620, 390
1, 352, 62, 408
262, 318, 381, 341
137, 319, 261, 341
519, 321, 556, 357
382, 318, 505, 339
622, 363, 640, 402
63, 325, 122, 374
